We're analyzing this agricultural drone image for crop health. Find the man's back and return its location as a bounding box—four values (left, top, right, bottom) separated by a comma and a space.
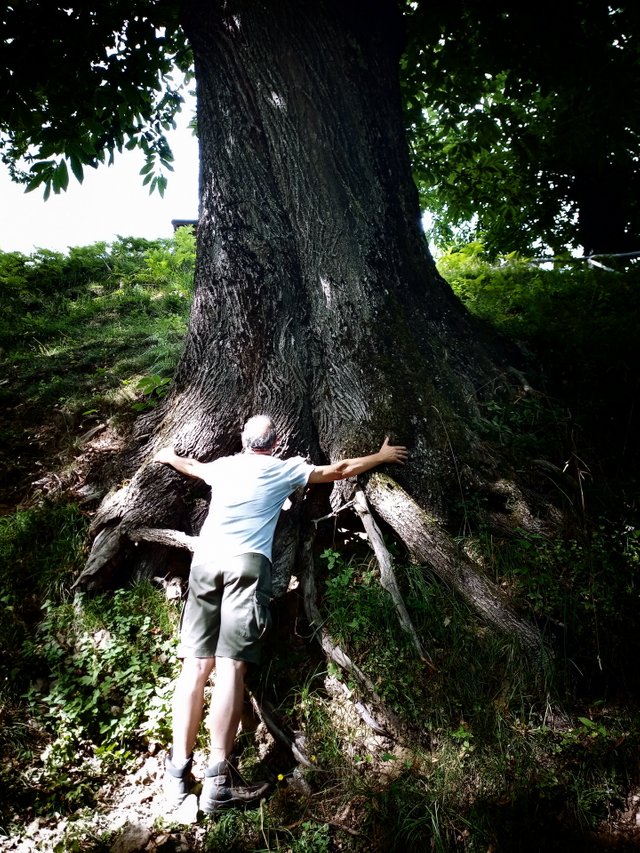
194, 453, 313, 562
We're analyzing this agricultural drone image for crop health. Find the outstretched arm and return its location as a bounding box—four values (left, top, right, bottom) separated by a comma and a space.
153, 446, 209, 480
308, 437, 408, 484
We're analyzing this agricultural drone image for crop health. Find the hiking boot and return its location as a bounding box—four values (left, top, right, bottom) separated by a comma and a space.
164, 752, 195, 809
199, 760, 271, 815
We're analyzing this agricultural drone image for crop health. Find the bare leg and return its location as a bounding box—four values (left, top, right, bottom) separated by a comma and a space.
171, 656, 215, 764
200, 657, 271, 814
208, 656, 247, 766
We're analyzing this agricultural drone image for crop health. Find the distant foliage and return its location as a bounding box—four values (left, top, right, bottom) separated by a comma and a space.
0, 229, 195, 418
438, 246, 640, 480
0, 229, 195, 309
403, 2, 640, 254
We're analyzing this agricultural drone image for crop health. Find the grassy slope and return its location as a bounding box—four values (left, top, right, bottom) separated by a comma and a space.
1, 238, 640, 851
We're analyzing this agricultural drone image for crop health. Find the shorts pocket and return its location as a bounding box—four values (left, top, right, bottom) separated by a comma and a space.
253, 588, 272, 639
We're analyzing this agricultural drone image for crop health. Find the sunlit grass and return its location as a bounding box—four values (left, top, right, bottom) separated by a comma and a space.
1, 236, 193, 421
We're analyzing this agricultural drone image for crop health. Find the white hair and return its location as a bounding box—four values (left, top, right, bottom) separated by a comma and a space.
241, 414, 277, 451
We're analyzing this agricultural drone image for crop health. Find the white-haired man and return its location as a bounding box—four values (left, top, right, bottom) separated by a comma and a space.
154, 415, 407, 814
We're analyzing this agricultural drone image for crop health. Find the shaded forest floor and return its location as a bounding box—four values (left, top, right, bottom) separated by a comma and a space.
2, 239, 640, 851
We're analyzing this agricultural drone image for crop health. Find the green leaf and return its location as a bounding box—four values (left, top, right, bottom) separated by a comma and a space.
53, 160, 69, 193
69, 154, 85, 184
25, 176, 44, 194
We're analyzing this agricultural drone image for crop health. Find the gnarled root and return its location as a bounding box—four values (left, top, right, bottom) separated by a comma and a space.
365, 473, 543, 652
74, 462, 196, 590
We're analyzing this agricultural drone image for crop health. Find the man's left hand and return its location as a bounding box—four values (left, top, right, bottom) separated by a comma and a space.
378, 436, 408, 465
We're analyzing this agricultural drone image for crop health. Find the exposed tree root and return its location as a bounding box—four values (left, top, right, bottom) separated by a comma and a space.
73, 523, 196, 589
74, 463, 196, 589
365, 473, 543, 652
248, 693, 315, 768
130, 527, 197, 551
75, 472, 541, 664
73, 525, 125, 589
353, 488, 429, 663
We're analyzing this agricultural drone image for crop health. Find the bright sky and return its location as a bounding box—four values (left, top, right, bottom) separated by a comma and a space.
0, 101, 199, 256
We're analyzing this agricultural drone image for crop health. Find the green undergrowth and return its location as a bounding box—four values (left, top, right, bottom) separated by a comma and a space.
438, 243, 640, 484
270, 542, 639, 850
0, 502, 88, 691
26, 585, 180, 764
0, 502, 181, 821
3, 544, 636, 851
4, 506, 637, 850
472, 523, 640, 694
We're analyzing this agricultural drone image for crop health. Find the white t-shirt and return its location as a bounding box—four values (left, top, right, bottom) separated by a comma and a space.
192, 452, 314, 563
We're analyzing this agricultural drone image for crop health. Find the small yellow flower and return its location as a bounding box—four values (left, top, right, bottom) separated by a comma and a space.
277, 773, 285, 781
310, 754, 317, 763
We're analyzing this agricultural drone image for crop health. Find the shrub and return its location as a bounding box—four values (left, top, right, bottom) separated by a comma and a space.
25, 583, 180, 774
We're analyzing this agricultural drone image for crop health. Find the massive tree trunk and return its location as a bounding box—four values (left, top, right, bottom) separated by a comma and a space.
77, 0, 541, 652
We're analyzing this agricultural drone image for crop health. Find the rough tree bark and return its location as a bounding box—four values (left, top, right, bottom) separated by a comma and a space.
76, 0, 541, 651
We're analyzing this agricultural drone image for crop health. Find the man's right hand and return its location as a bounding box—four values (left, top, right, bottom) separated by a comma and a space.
153, 446, 208, 480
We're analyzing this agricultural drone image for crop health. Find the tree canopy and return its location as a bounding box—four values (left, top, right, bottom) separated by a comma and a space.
2, 1, 638, 250
0, 1, 191, 198
402, 0, 640, 255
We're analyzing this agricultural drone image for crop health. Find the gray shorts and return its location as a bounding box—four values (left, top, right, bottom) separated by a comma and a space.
177, 552, 272, 664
